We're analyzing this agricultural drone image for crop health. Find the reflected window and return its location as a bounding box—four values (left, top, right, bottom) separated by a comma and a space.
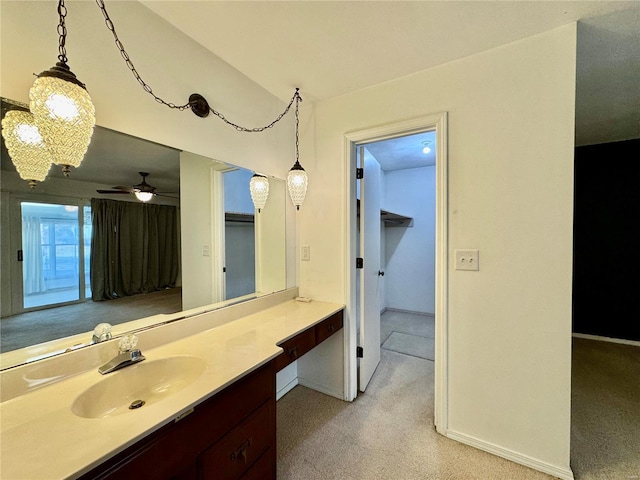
20, 202, 90, 309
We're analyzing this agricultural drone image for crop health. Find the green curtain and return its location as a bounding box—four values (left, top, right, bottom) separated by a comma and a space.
90, 198, 179, 301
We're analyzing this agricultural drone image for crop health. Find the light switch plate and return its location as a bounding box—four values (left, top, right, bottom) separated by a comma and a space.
301, 245, 310, 261
455, 249, 479, 271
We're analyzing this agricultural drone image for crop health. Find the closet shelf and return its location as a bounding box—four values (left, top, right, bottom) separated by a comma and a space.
381, 209, 413, 227
225, 212, 255, 223
357, 200, 413, 227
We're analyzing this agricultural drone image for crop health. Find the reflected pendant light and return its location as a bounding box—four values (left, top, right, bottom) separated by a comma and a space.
250, 174, 270, 212
287, 90, 307, 210
1, 110, 53, 188
29, 0, 95, 177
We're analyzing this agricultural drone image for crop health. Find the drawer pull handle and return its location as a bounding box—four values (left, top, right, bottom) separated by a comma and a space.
231, 438, 252, 464
328, 324, 335, 333
286, 345, 299, 359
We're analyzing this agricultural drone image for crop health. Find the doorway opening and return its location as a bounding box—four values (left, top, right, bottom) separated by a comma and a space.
344, 112, 448, 432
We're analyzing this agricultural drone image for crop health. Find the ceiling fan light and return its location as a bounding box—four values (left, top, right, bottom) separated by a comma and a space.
29, 65, 95, 177
250, 174, 270, 213
287, 161, 308, 211
1, 110, 53, 188
134, 190, 154, 202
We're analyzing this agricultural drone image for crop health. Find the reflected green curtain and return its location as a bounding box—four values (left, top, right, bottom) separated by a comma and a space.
90, 198, 179, 301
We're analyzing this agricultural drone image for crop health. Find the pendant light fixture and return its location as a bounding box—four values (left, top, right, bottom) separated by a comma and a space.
1, 110, 53, 188
287, 91, 307, 210
249, 174, 270, 213
29, 0, 95, 177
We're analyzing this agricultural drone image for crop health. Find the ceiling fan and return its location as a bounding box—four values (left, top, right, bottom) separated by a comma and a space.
96, 172, 178, 202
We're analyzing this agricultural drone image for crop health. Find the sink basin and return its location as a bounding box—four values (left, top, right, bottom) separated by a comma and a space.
71, 356, 206, 418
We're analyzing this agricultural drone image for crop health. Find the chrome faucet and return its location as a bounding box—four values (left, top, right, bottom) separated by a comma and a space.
98, 334, 146, 375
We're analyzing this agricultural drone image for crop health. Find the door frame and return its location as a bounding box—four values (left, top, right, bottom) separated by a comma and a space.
343, 111, 449, 433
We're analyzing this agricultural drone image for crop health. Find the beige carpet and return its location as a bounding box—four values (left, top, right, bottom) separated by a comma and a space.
277, 348, 554, 479
278, 313, 640, 479
570, 337, 640, 479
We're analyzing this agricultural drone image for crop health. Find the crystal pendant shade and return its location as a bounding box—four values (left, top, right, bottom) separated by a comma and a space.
250, 174, 270, 212
287, 162, 308, 211
29, 74, 95, 175
1, 110, 53, 188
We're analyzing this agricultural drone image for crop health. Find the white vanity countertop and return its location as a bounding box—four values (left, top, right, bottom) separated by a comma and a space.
0, 299, 343, 480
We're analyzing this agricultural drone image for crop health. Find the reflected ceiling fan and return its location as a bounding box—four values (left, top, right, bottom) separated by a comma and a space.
96, 172, 178, 202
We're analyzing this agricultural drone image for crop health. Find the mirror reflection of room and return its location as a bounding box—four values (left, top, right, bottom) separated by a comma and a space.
1, 98, 287, 362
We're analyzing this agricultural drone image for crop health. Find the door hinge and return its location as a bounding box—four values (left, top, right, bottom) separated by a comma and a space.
17, 250, 23, 262
356, 257, 364, 269
356, 168, 364, 179
357, 346, 364, 358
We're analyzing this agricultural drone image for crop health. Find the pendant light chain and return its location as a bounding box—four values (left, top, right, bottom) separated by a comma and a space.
57, 0, 68, 64
95, 0, 302, 132
210, 90, 299, 133
295, 91, 300, 162
95, 0, 191, 111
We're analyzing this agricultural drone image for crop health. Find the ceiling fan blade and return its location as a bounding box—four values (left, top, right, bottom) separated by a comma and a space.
156, 193, 180, 199
96, 190, 131, 194
111, 186, 133, 192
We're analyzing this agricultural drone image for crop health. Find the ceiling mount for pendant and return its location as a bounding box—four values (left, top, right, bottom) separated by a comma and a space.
189, 93, 210, 118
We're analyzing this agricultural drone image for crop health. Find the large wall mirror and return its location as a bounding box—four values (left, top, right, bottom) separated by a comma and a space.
0, 98, 287, 369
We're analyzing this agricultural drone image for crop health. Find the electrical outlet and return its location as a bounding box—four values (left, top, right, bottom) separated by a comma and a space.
301, 245, 310, 261
202, 245, 210, 257
455, 249, 479, 271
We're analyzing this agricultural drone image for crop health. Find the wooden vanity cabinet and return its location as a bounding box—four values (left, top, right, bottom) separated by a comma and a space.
275, 310, 344, 371
78, 361, 276, 480
315, 310, 344, 344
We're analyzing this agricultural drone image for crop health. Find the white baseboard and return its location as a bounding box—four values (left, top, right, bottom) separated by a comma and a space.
383, 307, 435, 317
572, 333, 640, 347
445, 430, 574, 480
297, 376, 344, 400
276, 376, 299, 401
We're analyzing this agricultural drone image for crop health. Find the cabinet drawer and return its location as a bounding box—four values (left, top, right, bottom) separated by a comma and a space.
275, 327, 316, 371
315, 310, 344, 344
199, 401, 273, 479
239, 447, 275, 480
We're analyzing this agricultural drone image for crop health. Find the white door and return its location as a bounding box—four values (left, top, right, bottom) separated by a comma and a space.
358, 146, 382, 391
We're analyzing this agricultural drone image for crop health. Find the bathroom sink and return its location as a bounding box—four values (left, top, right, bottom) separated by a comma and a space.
71, 356, 206, 418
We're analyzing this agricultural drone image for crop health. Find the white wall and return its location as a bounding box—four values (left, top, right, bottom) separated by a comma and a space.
383, 165, 436, 314
302, 24, 576, 478
179, 152, 216, 310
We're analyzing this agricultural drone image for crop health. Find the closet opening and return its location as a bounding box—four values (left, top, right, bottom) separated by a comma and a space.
344, 112, 448, 432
